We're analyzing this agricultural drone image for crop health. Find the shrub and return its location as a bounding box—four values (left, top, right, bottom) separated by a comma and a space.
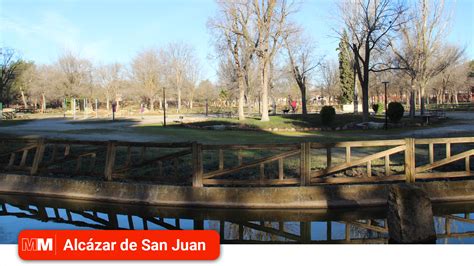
387, 102, 404, 123
372, 103, 384, 115
320, 106, 336, 126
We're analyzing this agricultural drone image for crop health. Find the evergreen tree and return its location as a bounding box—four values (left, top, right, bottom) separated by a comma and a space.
337, 30, 354, 105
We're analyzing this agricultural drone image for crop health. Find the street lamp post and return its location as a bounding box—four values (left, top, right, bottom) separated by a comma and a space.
382, 81, 389, 130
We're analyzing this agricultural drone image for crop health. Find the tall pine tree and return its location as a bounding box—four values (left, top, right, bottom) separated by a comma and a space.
337, 30, 354, 105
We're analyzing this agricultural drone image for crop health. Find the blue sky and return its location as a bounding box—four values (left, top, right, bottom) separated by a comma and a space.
1, 0, 473, 82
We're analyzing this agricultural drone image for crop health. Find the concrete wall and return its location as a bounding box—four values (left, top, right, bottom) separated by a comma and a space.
0, 174, 473, 209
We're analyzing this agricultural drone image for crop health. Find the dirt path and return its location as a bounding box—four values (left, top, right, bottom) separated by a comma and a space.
0, 117, 168, 142
398, 112, 474, 138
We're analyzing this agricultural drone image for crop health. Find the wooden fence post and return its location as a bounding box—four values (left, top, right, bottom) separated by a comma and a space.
192, 142, 203, 187
30, 138, 46, 175
466, 156, 471, 174
104, 141, 117, 181
345, 146, 351, 163
404, 138, 416, 183
300, 142, 311, 186
218, 149, 224, 170
326, 147, 332, 168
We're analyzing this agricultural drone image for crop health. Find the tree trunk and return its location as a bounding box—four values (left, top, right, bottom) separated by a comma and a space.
238, 76, 245, 120
177, 89, 181, 112
409, 79, 416, 118
106, 95, 110, 111
419, 84, 426, 115
41, 93, 46, 113
176, 72, 181, 112
360, 45, 371, 122
150, 98, 155, 112
21, 90, 27, 109
353, 76, 359, 114
259, 59, 270, 122
271, 96, 276, 115
361, 79, 369, 121
300, 84, 307, 115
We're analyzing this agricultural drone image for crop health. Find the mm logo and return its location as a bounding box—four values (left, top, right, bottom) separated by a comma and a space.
21, 238, 54, 251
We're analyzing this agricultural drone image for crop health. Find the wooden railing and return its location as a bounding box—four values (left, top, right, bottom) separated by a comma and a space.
0, 137, 472, 187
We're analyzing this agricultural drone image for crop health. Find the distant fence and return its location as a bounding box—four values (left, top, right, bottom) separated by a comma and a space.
426, 103, 474, 111
0, 137, 472, 187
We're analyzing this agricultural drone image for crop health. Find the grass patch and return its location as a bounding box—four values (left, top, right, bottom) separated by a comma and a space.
184, 114, 373, 129
133, 124, 405, 144
181, 113, 440, 130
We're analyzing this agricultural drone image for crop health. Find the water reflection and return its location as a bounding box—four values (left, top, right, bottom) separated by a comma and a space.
0, 193, 472, 244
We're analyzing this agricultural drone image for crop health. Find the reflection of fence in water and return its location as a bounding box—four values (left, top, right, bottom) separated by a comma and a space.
1, 201, 472, 244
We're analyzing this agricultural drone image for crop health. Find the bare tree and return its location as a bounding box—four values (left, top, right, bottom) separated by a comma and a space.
29, 64, 64, 112
130, 48, 163, 112
431, 62, 470, 104
166, 42, 197, 113
319, 60, 340, 104
284, 31, 321, 115
185, 59, 201, 110
209, 0, 254, 120
389, 0, 463, 116
250, 0, 293, 121
337, 0, 406, 121
98, 63, 124, 110
57, 51, 93, 98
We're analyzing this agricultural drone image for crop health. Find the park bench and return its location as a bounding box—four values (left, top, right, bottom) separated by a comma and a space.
421, 109, 447, 125
430, 109, 446, 118
420, 114, 434, 125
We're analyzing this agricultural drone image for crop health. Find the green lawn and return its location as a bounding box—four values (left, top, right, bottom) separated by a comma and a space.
128, 113, 450, 144
181, 113, 436, 130
132, 122, 464, 145
185, 114, 376, 129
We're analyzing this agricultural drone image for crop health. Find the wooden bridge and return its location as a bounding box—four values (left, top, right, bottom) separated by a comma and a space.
0, 194, 472, 244
0, 137, 472, 187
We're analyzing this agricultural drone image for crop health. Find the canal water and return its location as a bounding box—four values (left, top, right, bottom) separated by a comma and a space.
0, 193, 472, 244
